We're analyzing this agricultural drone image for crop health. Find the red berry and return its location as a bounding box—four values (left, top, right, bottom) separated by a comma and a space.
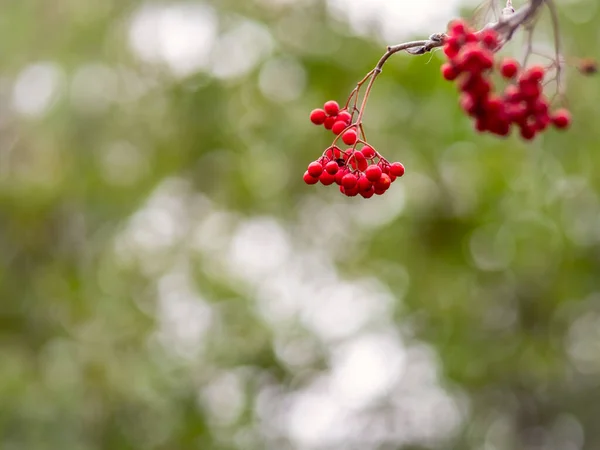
361, 145, 376, 159
307, 161, 323, 177
365, 164, 382, 182
500, 58, 519, 79
323, 116, 336, 130
310, 109, 327, 125
341, 173, 358, 189
325, 160, 339, 175
303, 171, 319, 185
342, 129, 357, 145
332, 120, 347, 135
344, 185, 359, 197
441, 63, 458, 81
335, 168, 348, 185
360, 188, 375, 199
374, 173, 391, 191
503, 84, 521, 103
444, 39, 460, 59
357, 175, 372, 192
551, 108, 571, 129
448, 20, 467, 37
337, 111, 352, 124
324, 100, 340, 116
388, 162, 405, 177
523, 65, 545, 83
520, 124, 536, 140
480, 29, 499, 49
350, 151, 368, 171
319, 171, 336, 186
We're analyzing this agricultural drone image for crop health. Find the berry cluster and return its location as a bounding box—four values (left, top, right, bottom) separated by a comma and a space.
305, 100, 405, 198
310, 101, 356, 142
441, 20, 571, 140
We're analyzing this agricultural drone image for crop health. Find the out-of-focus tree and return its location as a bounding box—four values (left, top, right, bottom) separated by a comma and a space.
1, 0, 600, 449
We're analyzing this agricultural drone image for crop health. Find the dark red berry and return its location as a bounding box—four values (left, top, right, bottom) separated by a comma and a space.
551, 108, 571, 129
500, 58, 519, 79
325, 160, 339, 175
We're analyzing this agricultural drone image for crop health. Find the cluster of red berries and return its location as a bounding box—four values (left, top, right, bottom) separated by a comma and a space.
303, 145, 405, 198
306, 99, 405, 197
310, 100, 359, 144
441, 20, 571, 140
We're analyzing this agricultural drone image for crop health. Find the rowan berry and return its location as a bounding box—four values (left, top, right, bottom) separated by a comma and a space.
310, 109, 327, 125
342, 129, 358, 145
331, 120, 347, 135
303, 171, 319, 185
551, 108, 571, 129
307, 161, 323, 177
388, 162, 405, 177
500, 58, 519, 79
324, 100, 340, 116
365, 164, 382, 182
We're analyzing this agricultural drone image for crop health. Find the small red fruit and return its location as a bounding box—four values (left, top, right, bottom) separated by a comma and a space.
448, 20, 467, 37
325, 146, 341, 160
500, 58, 519, 79
325, 160, 339, 175
365, 164, 382, 182
303, 171, 319, 185
341, 173, 358, 190
388, 162, 405, 177
357, 175, 372, 192
361, 145, 376, 159
551, 108, 571, 129
441, 63, 458, 81
360, 187, 375, 199
332, 121, 347, 135
342, 129, 358, 145
337, 111, 352, 124
520, 124, 536, 140
323, 100, 340, 116
319, 171, 336, 186
523, 65, 545, 83
480, 29, 499, 49
310, 109, 327, 125
307, 161, 323, 177
374, 173, 391, 191
335, 168, 348, 185
323, 116, 336, 130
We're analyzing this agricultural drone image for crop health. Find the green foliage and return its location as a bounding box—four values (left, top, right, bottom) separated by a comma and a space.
1, 0, 600, 449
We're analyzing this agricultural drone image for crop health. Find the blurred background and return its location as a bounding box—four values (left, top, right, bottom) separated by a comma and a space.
1, 0, 600, 449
